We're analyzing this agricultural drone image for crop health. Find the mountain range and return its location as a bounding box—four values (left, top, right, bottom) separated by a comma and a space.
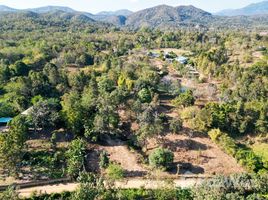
0, 2, 268, 29
216, 0, 268, 16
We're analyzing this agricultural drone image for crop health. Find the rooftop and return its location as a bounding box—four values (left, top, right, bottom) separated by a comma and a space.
0, 117, 13, 123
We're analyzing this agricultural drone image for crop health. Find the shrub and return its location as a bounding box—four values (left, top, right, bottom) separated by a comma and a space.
149, 148, 174, 170
208, 128, 222, 141
169, 117, 183, 133
171, 90, 195, 108
138, 88, 152, 103
193, 174, 268, 200
99, 151, 109, 169
106, 163, 124, 180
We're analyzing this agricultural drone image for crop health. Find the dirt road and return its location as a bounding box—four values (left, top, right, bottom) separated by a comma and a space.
18, 177, 205, 198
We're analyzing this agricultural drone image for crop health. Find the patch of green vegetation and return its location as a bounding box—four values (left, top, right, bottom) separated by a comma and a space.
252, 143, 268, 163
22, 149, 66, 179
209, 129, 268, 174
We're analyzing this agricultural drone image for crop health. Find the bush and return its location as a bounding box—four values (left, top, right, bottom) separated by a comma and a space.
99, 151, 109, 169
171, 90, 195, 108
149, 148, 174, 170
193, 174, 268, 200
0, 186, 19, 200
169, 117, 183, 133
106, 163, 124, 180
138, 88, 152, 103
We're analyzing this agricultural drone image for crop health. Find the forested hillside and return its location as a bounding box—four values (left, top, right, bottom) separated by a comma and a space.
1, 4, 268, 29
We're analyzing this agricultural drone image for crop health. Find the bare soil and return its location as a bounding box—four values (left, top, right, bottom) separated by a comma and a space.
147, 133, 244, 176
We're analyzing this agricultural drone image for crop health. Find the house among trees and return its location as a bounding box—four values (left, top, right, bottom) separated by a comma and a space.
21, 106, 33, 115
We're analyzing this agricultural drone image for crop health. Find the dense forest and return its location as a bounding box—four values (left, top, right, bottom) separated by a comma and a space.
0, 8, 267, 200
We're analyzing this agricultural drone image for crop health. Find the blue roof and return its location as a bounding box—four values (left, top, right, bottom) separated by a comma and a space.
0, 117, 12, 123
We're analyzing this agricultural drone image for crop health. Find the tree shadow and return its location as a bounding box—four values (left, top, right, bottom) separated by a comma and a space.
85, 149, 100, 173
163, 138, 210, 151
27, 129, 74, 142
124, 170, 148, 178
169, 162, 205, 175
181, 127, 208, 138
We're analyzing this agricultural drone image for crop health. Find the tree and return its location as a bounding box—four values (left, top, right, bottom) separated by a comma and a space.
172, 90, 195, 108
76, 53, 94, 66
29, 71, 51, 97
28, 98, 60, 130
0, 65, 11, 84
43, 63, 61, 86
72, 172, 104, 200
137, 106, 163, 149
97, 76, 115, 93
149, 147, 174, 170
61, 91, 84, 135
0, 116, 28, 177
10, 61, 29, 76
92, 93, 120, 135
66, 138, 87, 178
138, 88, 152, 103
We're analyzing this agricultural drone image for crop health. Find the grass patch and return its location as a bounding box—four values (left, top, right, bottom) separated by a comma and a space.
252, 143, 268, 162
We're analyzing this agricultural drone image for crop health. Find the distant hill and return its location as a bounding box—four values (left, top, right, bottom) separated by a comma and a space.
97, 9, 133, 17
0, 5, 17, 12
0, 4, 268, 29
25, 6, 76, 13
92, 15, 126, 26
216, 1, 268, 16
125, 5, 213, 29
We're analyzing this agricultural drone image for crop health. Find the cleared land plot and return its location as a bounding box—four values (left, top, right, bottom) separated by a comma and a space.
147, 133, 245, 176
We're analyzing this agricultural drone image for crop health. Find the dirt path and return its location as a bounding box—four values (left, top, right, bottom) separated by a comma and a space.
18, 178, 205, 198
18, 183, 78, 198
98, 138, 147, 176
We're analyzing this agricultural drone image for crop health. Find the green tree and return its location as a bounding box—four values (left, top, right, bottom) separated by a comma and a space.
72, 172, 104, 200
61, 91, 84, 135
149, 147, 174, 170
28, 98, 60, 130
138, 88, 152, 103
43, 63, 61, 86
0, 116, 28, 177
10, 61, 29, 76
172, 90, 195, 108
137, 106, 164, 149
0, 65, 11, 84
66, 138, 87, 178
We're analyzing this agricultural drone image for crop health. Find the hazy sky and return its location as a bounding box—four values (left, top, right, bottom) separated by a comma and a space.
0, 0, 265, 13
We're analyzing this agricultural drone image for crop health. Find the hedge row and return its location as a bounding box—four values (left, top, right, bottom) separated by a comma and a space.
208, 129, 268, 174
25, 188, 192, 200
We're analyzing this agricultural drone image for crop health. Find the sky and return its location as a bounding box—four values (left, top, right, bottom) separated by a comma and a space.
0, 0, 265, 14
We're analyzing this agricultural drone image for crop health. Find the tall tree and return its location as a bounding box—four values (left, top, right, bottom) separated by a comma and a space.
0, 116, 28, 177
